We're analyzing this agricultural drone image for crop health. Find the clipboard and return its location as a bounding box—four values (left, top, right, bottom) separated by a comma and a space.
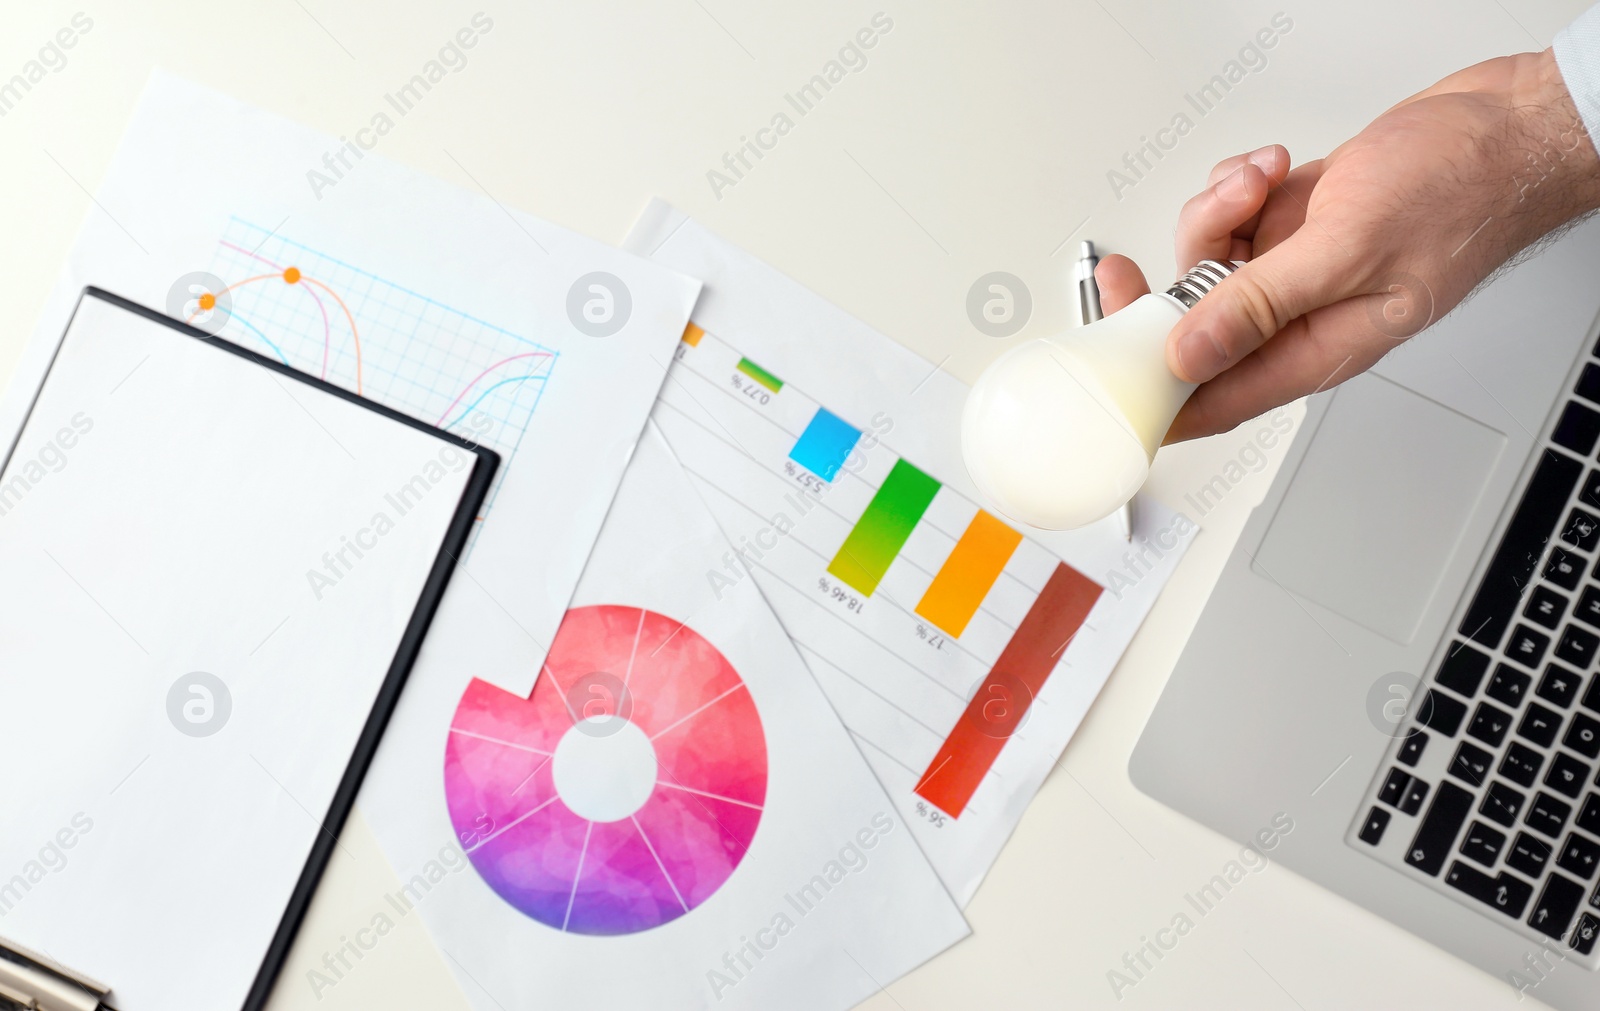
0, 289, 498, 1011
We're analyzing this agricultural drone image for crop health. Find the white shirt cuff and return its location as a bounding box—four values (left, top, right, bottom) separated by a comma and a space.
1555, 3, 1600, 145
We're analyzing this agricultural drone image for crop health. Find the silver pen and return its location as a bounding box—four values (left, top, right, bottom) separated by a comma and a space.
1076, 241, 1132, 541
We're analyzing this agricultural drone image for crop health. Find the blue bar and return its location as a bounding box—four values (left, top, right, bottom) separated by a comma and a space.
788, 407, 862, 482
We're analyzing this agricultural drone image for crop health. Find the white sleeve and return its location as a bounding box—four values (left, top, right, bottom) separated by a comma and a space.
1555, 3, 1600, 144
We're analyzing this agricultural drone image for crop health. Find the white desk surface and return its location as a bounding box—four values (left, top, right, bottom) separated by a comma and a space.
3, 1, 1590, 1007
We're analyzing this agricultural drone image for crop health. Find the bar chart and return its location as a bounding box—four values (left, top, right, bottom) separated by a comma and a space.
632, 214, 1191, 904
653, 325, 1107, 826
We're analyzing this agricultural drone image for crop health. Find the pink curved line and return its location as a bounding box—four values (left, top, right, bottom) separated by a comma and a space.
435, 351, 553, 426
301, 277, 361, 394
219, 240, 333, 378
220, 240, 282, 271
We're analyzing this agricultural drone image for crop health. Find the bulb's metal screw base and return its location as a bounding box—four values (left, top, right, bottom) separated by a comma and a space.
1166, 259, 1246, 310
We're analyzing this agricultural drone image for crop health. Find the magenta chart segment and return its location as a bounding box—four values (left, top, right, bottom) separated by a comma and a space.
445, 605, 768, 935
206, 217, 560, 524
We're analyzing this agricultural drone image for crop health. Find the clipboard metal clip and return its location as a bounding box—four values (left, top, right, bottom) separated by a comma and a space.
0, 938, 106, 1011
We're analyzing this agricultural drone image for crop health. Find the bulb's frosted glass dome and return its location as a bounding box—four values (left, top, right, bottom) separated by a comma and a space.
962, 340, 1149, 529
961, 292, 1194, 530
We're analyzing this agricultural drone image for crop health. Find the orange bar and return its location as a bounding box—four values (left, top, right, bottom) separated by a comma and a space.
682, 322, 705, 347
915, 562, 1102, 818
915, 511, 1022, 637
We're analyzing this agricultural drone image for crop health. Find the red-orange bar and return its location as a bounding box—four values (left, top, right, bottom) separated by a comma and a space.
682, 322, 705, 347
914, 562, 1103, 818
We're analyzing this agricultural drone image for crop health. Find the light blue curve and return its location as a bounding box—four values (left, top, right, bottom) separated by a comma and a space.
443, 373, 551, 431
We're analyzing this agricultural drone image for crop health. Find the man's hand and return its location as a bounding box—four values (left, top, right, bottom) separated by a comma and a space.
1096, 48, 1600, 443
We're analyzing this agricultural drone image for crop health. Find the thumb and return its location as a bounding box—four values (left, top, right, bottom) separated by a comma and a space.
1166, 235, 1362, 384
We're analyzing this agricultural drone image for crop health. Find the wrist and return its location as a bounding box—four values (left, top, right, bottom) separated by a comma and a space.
1507, 48, 1600, 220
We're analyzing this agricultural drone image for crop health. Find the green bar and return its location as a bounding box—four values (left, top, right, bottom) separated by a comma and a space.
736, 357, 784, 393
827, 459, 942, 596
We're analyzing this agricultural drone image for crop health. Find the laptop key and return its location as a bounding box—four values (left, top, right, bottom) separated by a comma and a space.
1467, 702, 1514, 747
1401, 778, 1431, 816
1573, 912, 1600, 955
1498, 872, 1537, 919
1445, 861, 1499, 905
1528, 586, 1571, 630
1445, 861, 1500, 906
1460, 821, 1506, 867
1420, 690, 1468, 737
1529, 792, 1574, 838
1461, 450, 1582, 648
1554, 402, 1600, 457
1548, 752, 1593, 798
1578, 367, 1600, 408
1407, 781, 1475, 876
1584, 673, 1600, 713
1530, 872, 1586, 939
1521, 703, 1564, 748
1483, 782, 1527, 828
1548, 547, 1586, 590
1558, 625, 1600, 670
1502, 743, 1545, 787
1508, 625, 1553, 668
1438, 644, 1492, 698
1568, 712, 1600, 758
1560, 833, 1600, 880
1539, 664, 1584, 709
1445, 861, 1534, 918
1578, 587, 1600, 630
1568, 508, 1600, 551
1358, 806, 1390, 845
1398, 728, 1429, 767
1450, 742, 1495, 787
1379, 767, 1412, 807
1486, 664, 1532, 707
1514, 626, 1556, 669
1508, 833, 1553, 877
1579, 794, 1600, 836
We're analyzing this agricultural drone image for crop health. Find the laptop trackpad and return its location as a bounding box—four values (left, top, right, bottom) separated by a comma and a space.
1253, 374, 1506, 644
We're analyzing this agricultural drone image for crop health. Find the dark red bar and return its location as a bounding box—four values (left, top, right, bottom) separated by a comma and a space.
914, 562, 1102, 818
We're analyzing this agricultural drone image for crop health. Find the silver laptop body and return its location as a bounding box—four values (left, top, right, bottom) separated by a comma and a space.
1132, 218, 1600, 1009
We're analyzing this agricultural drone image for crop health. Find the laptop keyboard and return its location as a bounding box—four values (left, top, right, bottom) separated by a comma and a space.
1352, 351, 1600, 963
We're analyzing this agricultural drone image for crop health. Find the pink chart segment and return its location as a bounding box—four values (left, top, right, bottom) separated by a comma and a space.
445, 605, 768, 935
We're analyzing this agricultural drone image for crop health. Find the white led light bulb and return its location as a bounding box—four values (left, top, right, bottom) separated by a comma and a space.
961, 260, 1241, 530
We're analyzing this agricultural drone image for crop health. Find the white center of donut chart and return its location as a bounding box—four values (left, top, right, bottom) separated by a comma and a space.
552, 717, 659, 823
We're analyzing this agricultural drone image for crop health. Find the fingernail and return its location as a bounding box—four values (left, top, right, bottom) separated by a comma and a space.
1216, 168, 1250, 203
1247, 144, 1279, 174
1176, 329, 1228, 382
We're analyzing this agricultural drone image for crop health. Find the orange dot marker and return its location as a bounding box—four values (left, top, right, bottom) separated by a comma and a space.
198, 292, 216, 311
283, 267, 302, 284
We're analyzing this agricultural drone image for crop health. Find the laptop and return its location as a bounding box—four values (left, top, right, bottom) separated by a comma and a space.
1130, 215, 1600, 1008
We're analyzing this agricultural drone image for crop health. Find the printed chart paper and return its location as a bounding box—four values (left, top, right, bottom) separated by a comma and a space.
363, 426, 969, 1011
627, 202, 1195, 904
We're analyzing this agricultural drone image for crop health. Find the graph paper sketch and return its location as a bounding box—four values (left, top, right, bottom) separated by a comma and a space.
201, 217, 558, 525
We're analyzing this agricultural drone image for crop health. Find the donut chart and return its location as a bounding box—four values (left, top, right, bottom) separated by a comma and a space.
445, 605, 767, 935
